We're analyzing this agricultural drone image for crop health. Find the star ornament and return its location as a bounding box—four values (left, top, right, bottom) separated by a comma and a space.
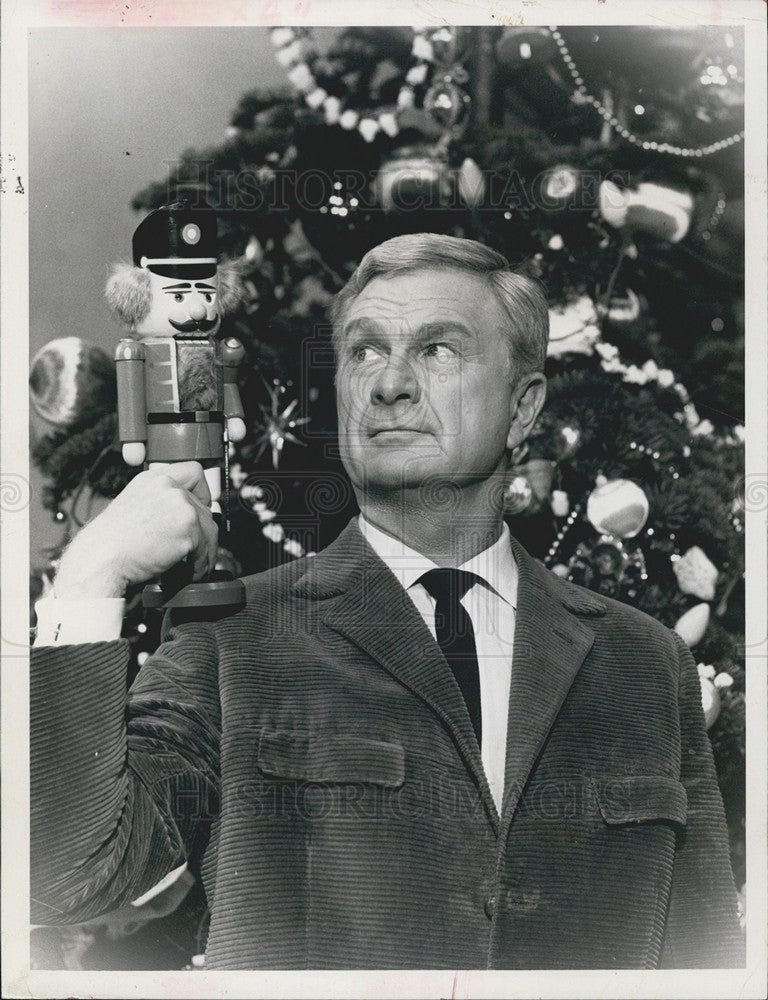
253, 379, 311, 469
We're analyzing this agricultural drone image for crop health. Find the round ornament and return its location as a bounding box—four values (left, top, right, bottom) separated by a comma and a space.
423, 78, 469, 130
586, 479, 650, 539
503, 474, 533, 514
429, 26, 466, 65
540, 164, 580, 211
495, 26, 557, 68
697, 664, 722, 729
374, 145, 452, 213
30, 337, 116, 428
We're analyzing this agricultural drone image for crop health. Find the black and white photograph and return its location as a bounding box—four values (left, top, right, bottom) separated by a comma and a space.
2, 1, 766, 997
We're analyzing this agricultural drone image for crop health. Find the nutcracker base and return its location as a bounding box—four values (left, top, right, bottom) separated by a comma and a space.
142, 576, 246, 612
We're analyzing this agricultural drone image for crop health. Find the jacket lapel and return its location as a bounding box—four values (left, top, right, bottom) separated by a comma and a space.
501, 534, 604, 824
292, 519, 497, 824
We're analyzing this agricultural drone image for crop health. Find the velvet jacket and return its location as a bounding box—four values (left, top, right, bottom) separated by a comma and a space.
31, 520, 744, 969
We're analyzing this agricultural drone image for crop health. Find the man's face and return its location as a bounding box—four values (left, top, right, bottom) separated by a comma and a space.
135, 270, 221, 337
336, 268, 542, 495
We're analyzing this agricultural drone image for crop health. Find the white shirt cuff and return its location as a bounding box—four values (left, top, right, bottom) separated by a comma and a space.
33, 595, 126, 646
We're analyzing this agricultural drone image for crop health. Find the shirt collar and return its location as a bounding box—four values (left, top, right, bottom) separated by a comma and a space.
358, 515, 518, 610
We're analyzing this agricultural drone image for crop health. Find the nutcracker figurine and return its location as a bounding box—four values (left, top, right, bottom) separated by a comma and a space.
106, 199, 247, 611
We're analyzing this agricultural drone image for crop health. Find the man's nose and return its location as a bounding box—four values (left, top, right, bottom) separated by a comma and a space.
187, 299, 207, 321
370, 355, 420, 406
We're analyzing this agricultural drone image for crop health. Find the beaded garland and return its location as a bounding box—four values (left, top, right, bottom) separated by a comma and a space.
549, 27, 744, 158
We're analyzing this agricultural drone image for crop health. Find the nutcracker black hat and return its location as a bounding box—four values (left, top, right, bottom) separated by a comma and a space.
132, 199, 218, 279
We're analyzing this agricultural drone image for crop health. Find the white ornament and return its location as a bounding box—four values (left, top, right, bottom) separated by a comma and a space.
305, 87, 328, 109
339, 109, 360, 130
406, 64, 429, 86
547, 233, 564, 251
547, 295, 600, 358
358, 117, 380, 143
412, 36, 434, 61
378, 112, 400, 137
270, 27, 296, 48
283, 538, 304, 558
457, 157, 485, 209
698, 672, 721, 728
714, 672, 734, 689
673, 546, 718, 601
323, 96, 342, 125
263, 522, 285, 543
674, 603, 710, 647
397, 87, 415, 109
691, 418, 715, 437
657, 368, 675, 388
586, 479, 649, 538
274, 40, 303, 67
551, 489, 570, 518
288, 63, 314, 91
551, 564, 570, 578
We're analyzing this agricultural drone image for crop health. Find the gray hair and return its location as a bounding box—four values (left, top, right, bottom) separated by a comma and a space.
329, 233, 549, 377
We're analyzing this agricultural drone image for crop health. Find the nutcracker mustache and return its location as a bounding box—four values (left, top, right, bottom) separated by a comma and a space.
169, 317, 219, 334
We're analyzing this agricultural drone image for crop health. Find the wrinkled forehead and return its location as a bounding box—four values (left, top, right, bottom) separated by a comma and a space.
339, 269, 508, 344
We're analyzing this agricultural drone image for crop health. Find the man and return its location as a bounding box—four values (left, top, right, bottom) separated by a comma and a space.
31, 234, 744, 970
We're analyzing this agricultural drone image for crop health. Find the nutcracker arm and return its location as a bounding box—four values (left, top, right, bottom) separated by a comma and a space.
220, 336, 245, 421
115, 338, 147, 443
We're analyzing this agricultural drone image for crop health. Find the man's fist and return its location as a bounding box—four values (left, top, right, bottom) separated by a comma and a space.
53, 462, 220, 599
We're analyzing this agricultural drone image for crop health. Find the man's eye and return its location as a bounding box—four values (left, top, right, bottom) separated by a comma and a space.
351, 345, 377, 362
204, 293, 213, 303
174, 293, 184, 303
424, 342, 455, 360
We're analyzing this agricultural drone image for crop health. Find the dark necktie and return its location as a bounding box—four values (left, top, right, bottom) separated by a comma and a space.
419, 568, 482, 747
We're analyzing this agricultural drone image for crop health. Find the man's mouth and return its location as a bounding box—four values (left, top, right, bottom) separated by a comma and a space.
369, 427, 428, 437
169, 317, 218, 334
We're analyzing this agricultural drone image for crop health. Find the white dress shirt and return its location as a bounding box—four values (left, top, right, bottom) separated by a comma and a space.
359, 516, 517, 813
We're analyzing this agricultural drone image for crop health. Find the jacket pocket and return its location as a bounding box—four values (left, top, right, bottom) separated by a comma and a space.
256, 729, 405, 788
592, 775, 688, 827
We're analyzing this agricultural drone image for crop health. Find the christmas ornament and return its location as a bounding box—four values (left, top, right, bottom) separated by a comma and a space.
423, 78, 469, 129
599, 179, 694, 243
606, 288, 642, 326
547, 295, 601, 358
253, 378, 311, 470
374, 144, 451, 213
457, 157, 486, 209
673, 545, 719, 601
495, 26, 557, 68
697, 663, 721, 729
674, 603, 710, 647
507, 459, 555, 515
503, 474, 533, 514
540, 164, 581, 211
29, 338, 116, 428
566, 533, 647, 600
551, 489, 570, 518
586, 478, 650, 538
555, 424, 581, 460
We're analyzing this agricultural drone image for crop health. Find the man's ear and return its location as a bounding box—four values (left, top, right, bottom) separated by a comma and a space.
506, 372, 547, 451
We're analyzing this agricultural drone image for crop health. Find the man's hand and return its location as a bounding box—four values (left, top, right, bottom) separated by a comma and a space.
53, 462, 219, 599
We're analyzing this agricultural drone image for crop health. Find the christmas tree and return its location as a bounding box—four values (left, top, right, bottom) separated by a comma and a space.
31, 25, 746, 965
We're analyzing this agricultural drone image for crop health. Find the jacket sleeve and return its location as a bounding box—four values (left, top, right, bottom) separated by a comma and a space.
31, 616, 221, 925
659, 631, 745, 967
